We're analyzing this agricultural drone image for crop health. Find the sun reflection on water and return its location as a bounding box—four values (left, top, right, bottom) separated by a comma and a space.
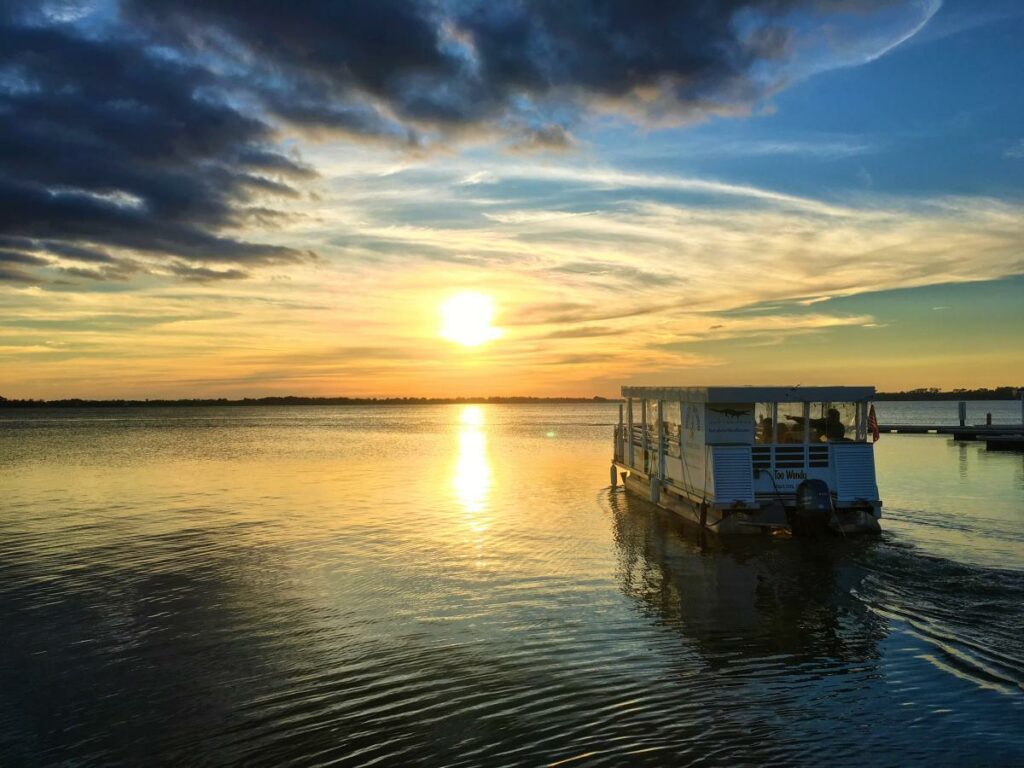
453, 406, 492, 533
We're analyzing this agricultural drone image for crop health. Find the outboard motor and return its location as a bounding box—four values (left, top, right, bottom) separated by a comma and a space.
790, 479, 834, 536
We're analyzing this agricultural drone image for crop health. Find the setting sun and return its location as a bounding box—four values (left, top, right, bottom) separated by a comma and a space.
439, 292, 502, 347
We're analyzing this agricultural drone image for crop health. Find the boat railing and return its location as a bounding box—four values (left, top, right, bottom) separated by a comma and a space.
752, 444, 830, 471
616, 423, 682, 461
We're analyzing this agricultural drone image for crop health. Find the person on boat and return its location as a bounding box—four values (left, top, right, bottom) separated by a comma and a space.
788, 408, 846, 441
758, 417, 774, 444
779, 423, 803, 443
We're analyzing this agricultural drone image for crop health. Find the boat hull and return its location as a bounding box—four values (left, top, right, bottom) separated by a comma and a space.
615, 464, 880, 536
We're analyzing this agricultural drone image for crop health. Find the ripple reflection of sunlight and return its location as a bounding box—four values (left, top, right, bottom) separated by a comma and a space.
454, 406, 491, 533
460, 405, 484, 427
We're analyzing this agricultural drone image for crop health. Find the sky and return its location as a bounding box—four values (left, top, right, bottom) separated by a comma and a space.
1, 0, 1022, 399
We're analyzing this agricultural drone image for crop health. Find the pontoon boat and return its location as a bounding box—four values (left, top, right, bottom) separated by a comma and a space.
611, 386, 881, 535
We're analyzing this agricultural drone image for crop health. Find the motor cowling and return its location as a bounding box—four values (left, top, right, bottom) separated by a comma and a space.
790, 479, 834, 536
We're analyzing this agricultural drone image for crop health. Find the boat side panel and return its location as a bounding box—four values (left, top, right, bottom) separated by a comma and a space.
619, 469, 765, 535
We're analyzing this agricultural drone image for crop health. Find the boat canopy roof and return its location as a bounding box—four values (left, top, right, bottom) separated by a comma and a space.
621, 385, 875, 403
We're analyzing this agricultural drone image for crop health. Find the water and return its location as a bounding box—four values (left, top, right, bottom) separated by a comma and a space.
1, 403, 1021, 766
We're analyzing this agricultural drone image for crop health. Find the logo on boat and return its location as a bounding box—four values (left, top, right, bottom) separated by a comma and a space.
708, 407, 751, 418
776, 469, 807, 480
706, 405, 754, 441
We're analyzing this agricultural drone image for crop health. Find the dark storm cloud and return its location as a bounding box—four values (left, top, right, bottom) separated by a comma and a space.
124, 0, 459, 134
0, 10, 311, 282
0, 266, 37, 283
2, 0, 911, 282
0, 249, 49, 267
0, 241, 46, 282
37, 242, 115, 264
125, 0, 819, 135
58, 262, 141, 282
0, 237, 144, 282
167, 261, 251, 282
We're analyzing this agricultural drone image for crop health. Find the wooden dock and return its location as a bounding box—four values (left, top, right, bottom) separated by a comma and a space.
877, 423, 1024, 452
986, 435, 1024, 451
878, 424, 1023, 438
876, 396, 1024, 450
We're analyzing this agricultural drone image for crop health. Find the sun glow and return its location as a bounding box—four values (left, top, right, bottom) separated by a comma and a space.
439, 292, 502, 347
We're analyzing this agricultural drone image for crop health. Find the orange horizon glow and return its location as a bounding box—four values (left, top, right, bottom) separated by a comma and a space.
2, 173, 1021, 400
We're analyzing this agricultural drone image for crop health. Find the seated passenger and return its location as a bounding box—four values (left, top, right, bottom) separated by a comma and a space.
779, 423, 802, 443
789, 409, 846, 441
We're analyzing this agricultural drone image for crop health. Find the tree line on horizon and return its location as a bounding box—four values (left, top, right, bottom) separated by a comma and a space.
870, 386, 1020, 401
0, 388, 1019, 407
0, 395, 615, 408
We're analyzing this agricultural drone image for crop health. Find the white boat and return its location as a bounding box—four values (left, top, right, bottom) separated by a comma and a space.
611, 386, 882, 535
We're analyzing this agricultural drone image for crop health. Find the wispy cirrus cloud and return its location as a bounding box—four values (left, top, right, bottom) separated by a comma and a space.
1004, 139, 1024, 160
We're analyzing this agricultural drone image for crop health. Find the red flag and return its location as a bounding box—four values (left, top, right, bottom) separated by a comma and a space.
868, 404, 880, 443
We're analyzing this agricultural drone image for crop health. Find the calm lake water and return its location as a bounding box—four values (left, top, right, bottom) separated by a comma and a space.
1, 403, 1022, 766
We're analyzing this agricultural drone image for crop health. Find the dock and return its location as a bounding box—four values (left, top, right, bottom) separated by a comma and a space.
985, 436, 1024, 451
878, 424, 1023, 438
877, 395, 1024, 450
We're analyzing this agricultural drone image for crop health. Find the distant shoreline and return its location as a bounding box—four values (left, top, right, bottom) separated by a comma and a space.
0, 388, 1018, 408
874, 387, 1019, 401
0, 396, 616, 408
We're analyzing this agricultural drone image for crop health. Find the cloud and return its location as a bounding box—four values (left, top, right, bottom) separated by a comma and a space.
332, 161, 1023, 297
506, 124, 576, 154
306, 161, 1023, 358
167, 261, 251, 282
124, 0, 937, 138
1, 0, 938, 286
0, 10, 313, 284
0, 265, 40, 284
57, 262, 142, 282
0, 249, 49, 267
702, 137, 879, 159
899, 0, 1022, 49
536, 325, 619, 340
544, 259, 666, 285
1004, 139, 1024, 160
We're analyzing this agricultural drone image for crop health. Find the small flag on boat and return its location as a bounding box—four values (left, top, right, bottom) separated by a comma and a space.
868, 404, 880, 442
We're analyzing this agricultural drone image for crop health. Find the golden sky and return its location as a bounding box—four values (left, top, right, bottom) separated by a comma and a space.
3, 154, 1021, 398
1, 1, 1022, 398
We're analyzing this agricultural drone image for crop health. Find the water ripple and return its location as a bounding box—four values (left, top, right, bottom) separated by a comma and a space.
1, 404, 1021, 766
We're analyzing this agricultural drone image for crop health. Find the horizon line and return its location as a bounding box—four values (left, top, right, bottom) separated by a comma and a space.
1, 387, 1021, 407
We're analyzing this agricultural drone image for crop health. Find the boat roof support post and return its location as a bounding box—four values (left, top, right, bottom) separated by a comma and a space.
658, 399, 665, 480
641, 399, 648, 471
627, 398, 635, 467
